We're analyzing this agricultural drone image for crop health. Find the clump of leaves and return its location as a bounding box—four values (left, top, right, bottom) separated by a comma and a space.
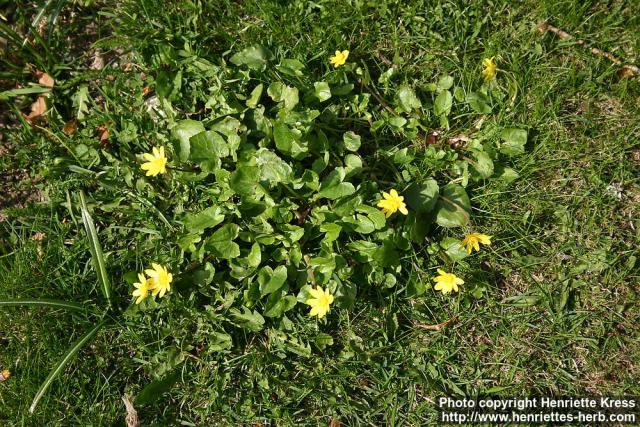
2, 41, 529, 406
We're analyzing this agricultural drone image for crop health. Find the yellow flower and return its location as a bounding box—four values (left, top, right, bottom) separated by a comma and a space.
329, 50, 349, 67
141, 146, 168, 176
305, 286, 334, 318
0, 369, 11, 381
482, 57, 497, 82
132, 273, 154, 304
433, 269, 463, 294
145, 263, 173, 298
461, 232, 492, 254
376, 189, 408, 218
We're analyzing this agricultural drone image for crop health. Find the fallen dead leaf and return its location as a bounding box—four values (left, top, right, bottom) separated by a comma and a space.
447, 134, 471, 150
90, 49, 105, 70
36, 71, 54, 88
63, 119, 78, 136
426, 129, 441, 146
32, 232, 45, 257
329, 418, 342, 427
618, 66, 637, 79
97, 125, 109, 147
24, 96, 47, 124
31, 232, 46, 241
142, 86, 153, 97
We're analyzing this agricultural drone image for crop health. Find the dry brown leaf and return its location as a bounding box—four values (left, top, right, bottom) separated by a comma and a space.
447, 134, 470, 150
97, 125, 109, 146
32, 232, 45, 257
426, 130, 441, 146
329, 418, 342, 427
24, 96, 47, 124
122, 394, 140, 427
36, 71, 54, 88
63, 119, 78, 136
31, 232, 46, 241
618, 65, 639, 79
90, 49, 105, 70
142, 86, 153, 97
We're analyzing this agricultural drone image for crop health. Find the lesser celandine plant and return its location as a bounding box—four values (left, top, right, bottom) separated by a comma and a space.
3, 44, 519, 409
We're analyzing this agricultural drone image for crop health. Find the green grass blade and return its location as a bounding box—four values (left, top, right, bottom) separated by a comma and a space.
0, 85, 52, 101
0, 299, 86, 312
29, 320, 106, 414
79, 191, 112, 307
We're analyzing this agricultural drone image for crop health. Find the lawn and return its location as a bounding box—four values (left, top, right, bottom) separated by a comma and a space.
1, 0, 639, 425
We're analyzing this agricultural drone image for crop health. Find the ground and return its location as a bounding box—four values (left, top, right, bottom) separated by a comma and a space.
0, 0, 639, 425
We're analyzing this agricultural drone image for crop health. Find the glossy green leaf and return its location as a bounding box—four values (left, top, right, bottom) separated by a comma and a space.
246, 83, 263, 107
405, 179, 439, 213
259, 265, 288, 296
316, 182, 355, 200
230, 45, 273, 70
470, 149, 494, 178
437, 75, 454, 91
205, 224, 240, 259
396, 85, 421, 111
314, 81, 331, 102
435, 184, 471, 227
230, 165, 260, 196
256, 149, 293, 183
276, 58, 305, 76
171, 119, 205, 161
183, 206, 225, 233
440, 237, 469, 262
264, 292, 297, 317
500, 128, 528, 156
466, 91, 492, 114
273, 121, 296, 155
343, 131, 361, 152
434, 90, 452, 116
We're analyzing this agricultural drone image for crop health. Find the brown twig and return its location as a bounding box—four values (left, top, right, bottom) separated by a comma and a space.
537, 22, 639, 77
413, 316, 458, 331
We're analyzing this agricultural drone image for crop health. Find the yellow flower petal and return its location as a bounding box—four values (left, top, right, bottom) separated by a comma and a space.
308, 287, 324, 299
377, 189, 408, 218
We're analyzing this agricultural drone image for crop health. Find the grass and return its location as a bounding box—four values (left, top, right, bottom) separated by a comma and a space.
1, 0, 639, 425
